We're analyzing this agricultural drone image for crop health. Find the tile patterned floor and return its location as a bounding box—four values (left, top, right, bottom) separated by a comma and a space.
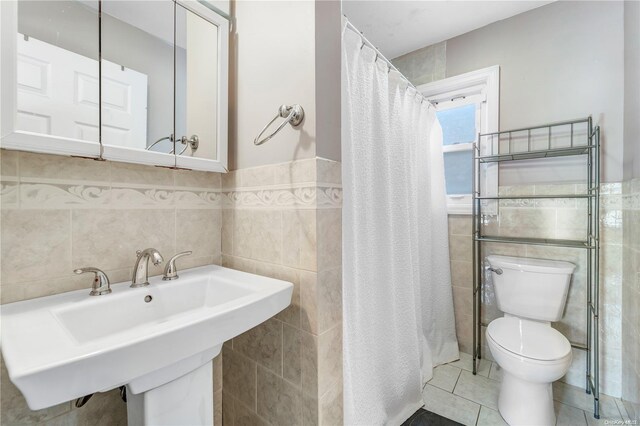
423, 353, 631, 426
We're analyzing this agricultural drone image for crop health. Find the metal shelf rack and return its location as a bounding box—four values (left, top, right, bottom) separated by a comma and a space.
471, 117, 601, 418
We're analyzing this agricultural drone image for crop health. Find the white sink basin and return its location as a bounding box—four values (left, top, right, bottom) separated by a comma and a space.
0, 264, 293, 418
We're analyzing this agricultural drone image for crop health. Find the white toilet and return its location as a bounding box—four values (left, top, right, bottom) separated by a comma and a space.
485, 255, 576, 426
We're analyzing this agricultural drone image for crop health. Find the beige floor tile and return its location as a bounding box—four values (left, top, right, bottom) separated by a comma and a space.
615, 398, 631, 422
448, 352, 491, 377
476, 406, 508, 426
453, 370, 500, 411
552, 381, 621, 421
488, 362, 503, 382
422, 384, 480, 426
555, 401, 587, 426
585, 410, 624, 426
427, 364, 462, 393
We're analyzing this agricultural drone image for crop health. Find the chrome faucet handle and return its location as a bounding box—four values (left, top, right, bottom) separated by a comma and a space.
74, 267, 112, 296
163, 251, 192, 281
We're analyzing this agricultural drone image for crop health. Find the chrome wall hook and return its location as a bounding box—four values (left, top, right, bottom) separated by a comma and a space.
254, 104, 305, 146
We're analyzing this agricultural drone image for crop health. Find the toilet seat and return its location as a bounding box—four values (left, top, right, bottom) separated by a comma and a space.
487, 317, 571, 362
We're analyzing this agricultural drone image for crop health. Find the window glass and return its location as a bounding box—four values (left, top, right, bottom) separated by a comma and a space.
436, 104, 476, 146
443, 150, 473, 195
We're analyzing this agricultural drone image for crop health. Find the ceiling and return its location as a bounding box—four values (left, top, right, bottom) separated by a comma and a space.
342, 1, 554, 59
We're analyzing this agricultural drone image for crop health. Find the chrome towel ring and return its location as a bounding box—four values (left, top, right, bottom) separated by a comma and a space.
254, 104, 304, 145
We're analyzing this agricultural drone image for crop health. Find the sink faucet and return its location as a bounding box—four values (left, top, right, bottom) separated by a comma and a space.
131, 248, 163, 288
74, 267, 111, 296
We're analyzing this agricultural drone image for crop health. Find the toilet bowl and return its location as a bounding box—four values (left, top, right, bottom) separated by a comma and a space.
487, 317, 572, 426
485, 255, 576, 426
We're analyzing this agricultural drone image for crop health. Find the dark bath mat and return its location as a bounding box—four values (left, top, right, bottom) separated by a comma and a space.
401, 408, 464, 426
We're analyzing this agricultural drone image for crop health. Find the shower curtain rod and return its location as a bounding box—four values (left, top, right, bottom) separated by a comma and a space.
343, 16, 434, 107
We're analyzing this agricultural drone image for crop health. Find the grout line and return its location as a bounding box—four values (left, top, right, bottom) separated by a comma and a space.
611, 395, 624, 420
426, 382, 484, 413
254, 362, 258, 412
451, 366, 463, 394
68, 209, 73, 271
222, 253, 321, 275
581, 407, 588, 425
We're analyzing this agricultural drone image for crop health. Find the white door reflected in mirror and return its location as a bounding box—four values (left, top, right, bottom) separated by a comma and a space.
14, 0, 100, 147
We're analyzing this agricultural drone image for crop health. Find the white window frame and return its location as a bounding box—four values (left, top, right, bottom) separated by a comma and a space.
417, 65, 500, 215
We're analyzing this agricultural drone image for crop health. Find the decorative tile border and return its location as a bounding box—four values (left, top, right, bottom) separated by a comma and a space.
0, 181, 18, 208
0, 181, 221, 209
222, 185, 342, 209
1, 180, 342, 210
221, 158, 342, 209
1, 156, 343, 210
21, 183, 111, 208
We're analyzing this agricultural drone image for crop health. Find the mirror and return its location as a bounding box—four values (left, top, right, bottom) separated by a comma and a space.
174, 1, 228, 170
14, 0, 100, 148
100, 0, 175, 165
1, 0, 228, 172
175, 4, 219, 161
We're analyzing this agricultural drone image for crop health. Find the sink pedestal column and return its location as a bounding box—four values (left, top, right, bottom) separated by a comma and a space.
126, 357, 217, 425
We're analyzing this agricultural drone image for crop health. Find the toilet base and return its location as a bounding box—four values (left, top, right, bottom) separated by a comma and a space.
498, 371, 556, 426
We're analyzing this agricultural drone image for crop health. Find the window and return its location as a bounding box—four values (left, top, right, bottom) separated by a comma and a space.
438, 103, 477, 195
417, 66, 499, 214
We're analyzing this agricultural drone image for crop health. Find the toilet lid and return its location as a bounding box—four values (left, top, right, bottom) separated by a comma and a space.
487, 317, 571, 361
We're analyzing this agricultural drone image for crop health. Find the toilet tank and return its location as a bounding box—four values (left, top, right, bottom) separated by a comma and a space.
487, 255, 576, 322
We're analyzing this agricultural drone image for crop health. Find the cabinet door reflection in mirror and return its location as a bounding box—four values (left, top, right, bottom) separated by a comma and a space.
175, 5, 216, 160
175, 3, 224, 165
100, 0, 176, 166
13, 0, 100, 154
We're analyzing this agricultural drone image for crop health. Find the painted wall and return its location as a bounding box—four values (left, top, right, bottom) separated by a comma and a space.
444, 1, 624, 183
228, 0, 341, 170
393, 1, 625, 184
624, 0, 640, 180
314, 0, 342, 163
228, 0, 316, 170
391, 41, 446, 86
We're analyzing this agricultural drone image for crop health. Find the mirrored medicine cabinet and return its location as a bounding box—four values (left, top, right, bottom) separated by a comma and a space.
0, 0, 229, 172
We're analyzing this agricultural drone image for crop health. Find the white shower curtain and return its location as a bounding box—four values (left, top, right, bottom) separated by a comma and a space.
342, 23, 459, 426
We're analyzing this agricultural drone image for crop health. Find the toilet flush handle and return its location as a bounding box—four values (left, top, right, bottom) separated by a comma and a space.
488, 267, 503, 275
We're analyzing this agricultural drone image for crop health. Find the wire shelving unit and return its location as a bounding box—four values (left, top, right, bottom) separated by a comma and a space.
471, 117, 601, 418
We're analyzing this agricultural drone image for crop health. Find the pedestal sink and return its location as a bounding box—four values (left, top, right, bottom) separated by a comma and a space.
0, 265, 293, 425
